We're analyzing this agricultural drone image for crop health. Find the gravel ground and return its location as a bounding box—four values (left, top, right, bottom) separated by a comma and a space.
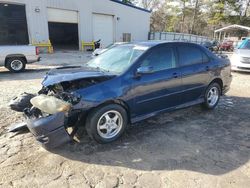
0, 52, 250, 188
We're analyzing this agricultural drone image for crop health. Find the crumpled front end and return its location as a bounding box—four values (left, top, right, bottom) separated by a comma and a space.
9, 84, 82, 149
26, 112, 71, 149
9, 66, 115, 149
22, 92, 81, 149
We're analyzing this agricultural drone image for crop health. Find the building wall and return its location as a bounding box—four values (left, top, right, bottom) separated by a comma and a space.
1, 0, 150, 48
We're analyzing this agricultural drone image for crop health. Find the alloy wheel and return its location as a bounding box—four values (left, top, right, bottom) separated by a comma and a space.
207, 86, 219, 107
97, 110, 123, 139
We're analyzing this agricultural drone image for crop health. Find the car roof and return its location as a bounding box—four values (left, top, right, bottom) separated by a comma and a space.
126, 41, 201, 48
132, 41, 216, 58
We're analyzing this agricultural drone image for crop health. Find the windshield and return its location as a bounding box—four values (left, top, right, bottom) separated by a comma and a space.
86, 44, 148, 74
239, 40, 250, 49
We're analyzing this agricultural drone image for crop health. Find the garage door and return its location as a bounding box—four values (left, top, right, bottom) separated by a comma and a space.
47, 8, 78, 23
47, 8, 79, 50
93, 14, 114, 48
0, 3, 29, 45
48, 22, 79, 50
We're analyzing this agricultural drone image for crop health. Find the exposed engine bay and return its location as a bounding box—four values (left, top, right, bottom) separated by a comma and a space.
49, 77, 110, 93
10, 76, 113, 117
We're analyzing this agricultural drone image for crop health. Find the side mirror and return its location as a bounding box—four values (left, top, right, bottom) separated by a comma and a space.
136, 66, 154, 75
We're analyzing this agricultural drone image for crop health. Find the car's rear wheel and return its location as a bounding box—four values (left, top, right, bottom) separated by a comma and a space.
6, 57, 26, 73
86, 104, 128, 143
202, 83, 221, 110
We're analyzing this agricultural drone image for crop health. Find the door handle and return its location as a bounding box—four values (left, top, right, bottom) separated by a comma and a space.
173, 72, 178, 78
205, 66, 210, 71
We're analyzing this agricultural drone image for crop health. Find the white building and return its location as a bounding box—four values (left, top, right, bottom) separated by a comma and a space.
0, 0, 151, 50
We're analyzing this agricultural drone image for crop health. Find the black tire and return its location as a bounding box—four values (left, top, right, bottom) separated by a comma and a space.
202, 82, 221, 110
6, 57, 26, 73
86, 104, 128, 143
75, 126, 88, 140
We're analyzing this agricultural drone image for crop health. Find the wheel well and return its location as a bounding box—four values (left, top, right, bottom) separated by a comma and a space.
90, 99, 131, 123
210, 78, 223, 91
5, 55, 27, 67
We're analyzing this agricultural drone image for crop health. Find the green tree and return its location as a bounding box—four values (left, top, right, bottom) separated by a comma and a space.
149, 0, 250, 37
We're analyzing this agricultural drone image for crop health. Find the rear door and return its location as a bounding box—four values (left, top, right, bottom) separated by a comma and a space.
177, 44, 212, 103
132, 44, 182, 117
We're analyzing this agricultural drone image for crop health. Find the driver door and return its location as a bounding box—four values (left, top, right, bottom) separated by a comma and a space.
131, 44, 182, 118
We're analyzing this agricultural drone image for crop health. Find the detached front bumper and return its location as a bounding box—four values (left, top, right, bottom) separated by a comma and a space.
26, 112, 71, 149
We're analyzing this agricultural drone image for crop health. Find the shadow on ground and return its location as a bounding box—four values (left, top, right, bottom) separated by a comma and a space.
0, 68, 50, 81
51, 96, 250, 175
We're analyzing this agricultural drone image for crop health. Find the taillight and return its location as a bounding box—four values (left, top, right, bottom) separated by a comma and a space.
36, 47, 39, 55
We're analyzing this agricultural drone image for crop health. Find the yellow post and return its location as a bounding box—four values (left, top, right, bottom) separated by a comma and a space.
81, 40, 95, 51
31, 39, 54, 54
48, 40, 53, 54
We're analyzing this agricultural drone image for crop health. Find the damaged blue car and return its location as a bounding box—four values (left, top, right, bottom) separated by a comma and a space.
10, 42, 232, 149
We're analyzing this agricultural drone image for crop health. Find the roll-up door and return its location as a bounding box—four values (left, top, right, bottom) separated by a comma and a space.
47, 8, 78, 23
47, 8, 79, 50
93, 14, 114, 48
0, 3, 29, 45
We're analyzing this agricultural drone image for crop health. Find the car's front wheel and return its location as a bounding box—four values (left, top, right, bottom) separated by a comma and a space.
86, 104, 128, 143
202, 83, 221, 110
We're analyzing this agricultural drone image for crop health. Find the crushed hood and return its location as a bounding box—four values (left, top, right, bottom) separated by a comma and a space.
42, 66, 116, 87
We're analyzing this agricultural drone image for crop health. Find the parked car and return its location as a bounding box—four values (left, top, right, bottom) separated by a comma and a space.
0, 45, 40, 72
219, 40, 234, 51
92, 42, 127, 57
231, 38, 250, 72
233, 37, 247, 48
238, 37, 247, 47
10, 42, 232, 149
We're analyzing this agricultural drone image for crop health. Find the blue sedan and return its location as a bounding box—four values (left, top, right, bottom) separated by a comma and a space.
15, 41, 232, 149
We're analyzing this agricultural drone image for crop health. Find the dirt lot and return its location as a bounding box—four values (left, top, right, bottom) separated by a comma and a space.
0, 53, 250, 188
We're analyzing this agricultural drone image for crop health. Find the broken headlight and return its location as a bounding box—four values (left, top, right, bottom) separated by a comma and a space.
30, 94, 72, 115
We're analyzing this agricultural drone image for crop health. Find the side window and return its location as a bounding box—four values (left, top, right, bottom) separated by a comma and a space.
178, 45, 203, 66
140, 46, 176, 72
